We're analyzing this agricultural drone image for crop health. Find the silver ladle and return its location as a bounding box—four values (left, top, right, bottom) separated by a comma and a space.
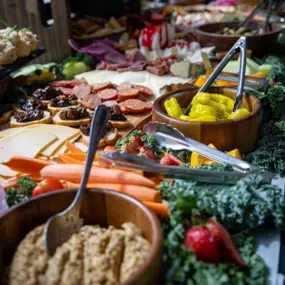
44, 105, 109, 256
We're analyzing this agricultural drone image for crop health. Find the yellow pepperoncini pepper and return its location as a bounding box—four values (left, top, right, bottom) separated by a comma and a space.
228, 108, 250, 119
189, 115, 217, 122
180, 115, 192, 121
192, 92, 211, 105
164, 97, 183, 119
189, 103, 216, 118
207, 100, 229, 119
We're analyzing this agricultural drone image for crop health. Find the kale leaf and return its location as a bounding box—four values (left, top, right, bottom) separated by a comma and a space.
159, 174, 271, 285
244, 121, 285, 176
266, 84, 285, 119
5, 177, 36, 207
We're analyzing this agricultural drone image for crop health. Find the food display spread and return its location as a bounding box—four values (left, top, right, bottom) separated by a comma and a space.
1, 2, 285, 285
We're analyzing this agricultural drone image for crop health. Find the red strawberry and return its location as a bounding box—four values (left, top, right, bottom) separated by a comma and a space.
208, 219, 245, 267
184, 225, 220, 263
139, 146, 157, 161
133, 137, 144, 148
160, 153, 183, 166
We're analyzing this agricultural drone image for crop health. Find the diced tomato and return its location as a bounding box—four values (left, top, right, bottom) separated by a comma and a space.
133, 137, 144, 148
32, 178, 64, 197
160, 153, 183, 166
104, 146, 119, 153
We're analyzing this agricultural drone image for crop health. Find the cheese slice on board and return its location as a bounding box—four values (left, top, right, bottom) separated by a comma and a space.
74, 142, 88, 153
28, 125, 80, 157
51, 133, 82, 158
0, 164, 18, 178
0, 130, 57, 163
0, 127, 25, 139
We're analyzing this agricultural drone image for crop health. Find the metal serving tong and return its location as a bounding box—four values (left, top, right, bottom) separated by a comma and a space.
238, 0, 274, 33
100, 122, 275, 184
184, 36, 247, 115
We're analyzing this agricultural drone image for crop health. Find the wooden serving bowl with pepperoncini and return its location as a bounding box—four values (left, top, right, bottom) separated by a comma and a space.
153, 86, 261, 153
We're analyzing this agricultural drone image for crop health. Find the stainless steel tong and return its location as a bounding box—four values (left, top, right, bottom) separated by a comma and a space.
185, 36, 247, 114
238, 0, 274, 33
100, 122, 275, 185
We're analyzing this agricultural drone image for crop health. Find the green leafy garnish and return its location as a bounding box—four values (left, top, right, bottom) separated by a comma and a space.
5, 177, 36, 207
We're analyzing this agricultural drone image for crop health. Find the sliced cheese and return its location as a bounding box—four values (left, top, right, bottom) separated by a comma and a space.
0, 127, 26, 139
0, 164, 18, 177
51, 133, 81, 158
0, 129, 57, 163
28, 124, 80, 157
74, 142, 88, 153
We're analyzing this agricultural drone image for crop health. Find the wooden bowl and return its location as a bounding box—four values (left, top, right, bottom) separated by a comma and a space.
0, 188, 163, 285
195, 21, 283, 56
152, 86, 261, 153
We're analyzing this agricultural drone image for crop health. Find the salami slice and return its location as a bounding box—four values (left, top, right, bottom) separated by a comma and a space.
80, 93, 102, 110
134, 85, 153, 96
92, 82, 112, 92
72, 84, 91, 99
117, 82, 132, 91
102, 100, 118, 107
123, 99, 151, 113
57, 87, 74, 96
118, 88, 140, 101
49, 79, 86, 88
98, 88, 118, 101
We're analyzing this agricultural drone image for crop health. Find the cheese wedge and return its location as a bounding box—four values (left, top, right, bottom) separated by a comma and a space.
0, 127, 25, 139
27, 124, 80, 158
0, 129, 57, 163
51, 133, 82, 158
0, 164, 18, 177
74, 142, 88, 153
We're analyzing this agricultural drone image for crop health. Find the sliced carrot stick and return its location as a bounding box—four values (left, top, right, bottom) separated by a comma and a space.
3, 156, 52, 174
58, 154, 84, 164
64, 153, 87, 162
40, 164, 155, 188
66, 182, 160, 202
65, 141, 85, 154
142, 201, 169, 217
3, 173, 43, 190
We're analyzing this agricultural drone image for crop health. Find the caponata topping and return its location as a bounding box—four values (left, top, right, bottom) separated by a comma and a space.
32, 86, 62, 100
107, 105, 127, 121
18, 98, 46, 112
14, 110, 44, 122
50, 95, 78, 107
59, 106, 89, 120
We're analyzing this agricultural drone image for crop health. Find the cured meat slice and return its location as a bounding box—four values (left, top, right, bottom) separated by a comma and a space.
102, 100, 118, 107
72, 84, 91, 99
123, 99, 152, 113
98, 89, 118, 101
92, 82, 112, 92
133, 85, 153, 96
104, 50, 127, 64
118, 88, 140, 101
96, 61, 107, 70
80, 93, 102, 110
106, 64, 118, 71
130, 50, 147, 63
117, 82, 132, 91
49, 79, 86, 88
146, 66, 165, 76
57, 87, 74, 96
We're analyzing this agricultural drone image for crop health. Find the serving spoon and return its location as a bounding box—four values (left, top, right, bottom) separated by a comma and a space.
44, 105, 109, 256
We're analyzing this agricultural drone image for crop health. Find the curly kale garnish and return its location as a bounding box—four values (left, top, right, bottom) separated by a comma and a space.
5, 177, 36, 207
244, 121, 285, 176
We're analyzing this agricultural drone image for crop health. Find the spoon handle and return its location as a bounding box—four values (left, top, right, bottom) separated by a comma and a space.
70, 105, 109, 212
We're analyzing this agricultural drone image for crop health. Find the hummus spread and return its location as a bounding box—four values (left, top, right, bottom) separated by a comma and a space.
3, 222, 150, 285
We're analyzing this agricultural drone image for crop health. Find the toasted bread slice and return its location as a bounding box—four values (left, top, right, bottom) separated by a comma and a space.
82, 127, 118, 147
47, 103, 79, 115
109, 119, 132, 129
0, 110, 14, 125
10, 111, 51, 128
53, 108, 91, 127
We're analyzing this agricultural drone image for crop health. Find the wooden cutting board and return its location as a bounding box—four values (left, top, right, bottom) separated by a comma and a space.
118, 111, 152, 138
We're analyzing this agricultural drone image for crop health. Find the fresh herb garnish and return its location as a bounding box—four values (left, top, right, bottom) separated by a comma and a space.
5, 177, 36, 207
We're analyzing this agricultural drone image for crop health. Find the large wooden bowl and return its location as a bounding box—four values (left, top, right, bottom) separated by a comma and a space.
0, 189, 163, 285
152, 86, 261, 153
195, 21, 283, 55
